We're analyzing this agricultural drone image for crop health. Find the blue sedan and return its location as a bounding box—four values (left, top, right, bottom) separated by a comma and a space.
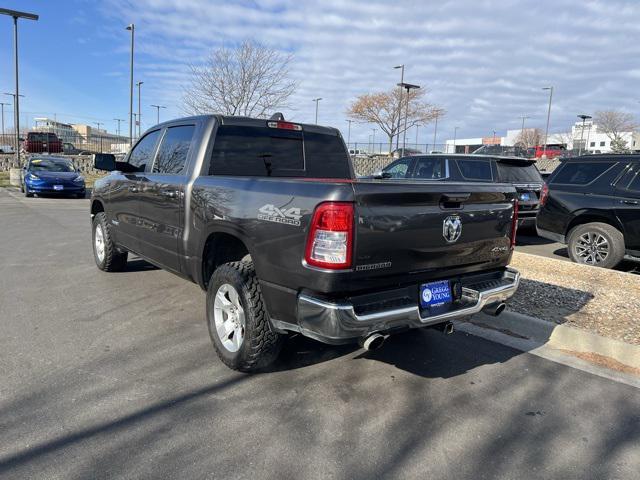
21, 157, 86, 198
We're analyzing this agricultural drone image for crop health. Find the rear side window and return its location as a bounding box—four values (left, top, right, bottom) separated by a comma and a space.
413, 157, 446, 179
551, 162, 615, 185
153, 125, 195, 174
128, 129, 162, 172
496, 162, 542, 183
383, 158, 412, 178
626, 173, 640, 192
457, 159, 493, 181
209, 125, 350, 178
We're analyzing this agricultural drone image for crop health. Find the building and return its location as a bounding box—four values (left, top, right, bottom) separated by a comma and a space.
32, 118, 129, 153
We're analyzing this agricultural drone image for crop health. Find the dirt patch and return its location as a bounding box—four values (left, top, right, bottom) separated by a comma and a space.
509, 252, 640, 346
558, 349, 640, 377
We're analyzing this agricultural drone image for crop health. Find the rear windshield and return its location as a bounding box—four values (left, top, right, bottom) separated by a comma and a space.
29, 158, 74, 172
209, 125, 351, 178
496, 162, 542, 183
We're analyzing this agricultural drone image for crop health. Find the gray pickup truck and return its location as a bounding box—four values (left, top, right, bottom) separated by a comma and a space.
91, 115, 520, 372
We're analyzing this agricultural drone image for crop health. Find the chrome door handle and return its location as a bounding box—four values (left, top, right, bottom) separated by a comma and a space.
621, 200, 639, 205
128, 185, 139, 193
160, 190, 180, 199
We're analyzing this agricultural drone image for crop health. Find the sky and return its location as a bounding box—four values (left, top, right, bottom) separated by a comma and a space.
1, 0, 639, 146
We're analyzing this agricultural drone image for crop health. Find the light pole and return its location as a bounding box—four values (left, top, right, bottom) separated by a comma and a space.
150, 104, 166, 124
0, 8, 38, 164
520, 115, 530, 138
136, 81, 144, 137
4, 92, 24, 151
493, 130, 497, 144
453, 126, 459, 153
312, 98, 322, 124
94, 122, 103, 153
126, 23, 135, 147
415, 124, 420, 147
394, 65, 404, 153
432, 111, 439, 151
0, 102, 9, 142
542, 86, 554, 157
114, 118, 125, 137
398, 82, 420, 157
371, 128, 376, 154
577, 114, 592, 156
346, 119, 353, 145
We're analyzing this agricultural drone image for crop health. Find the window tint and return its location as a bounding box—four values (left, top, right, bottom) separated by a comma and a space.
626, 172, 640, 192
496, 162, 542, 183
210, 125, 304, 176
153, 125, 195, 174
383, 158, 411, 178
303, 131, 351, 178
413, 157, 445, 179
551, 162, 615, 185
457, 159, 493, 181
128, 130, 161, 172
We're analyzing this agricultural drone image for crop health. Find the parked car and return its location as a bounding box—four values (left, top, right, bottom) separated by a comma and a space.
376, 154, 544, 229
22, 132, 63, 154
90, 115, 520, 372
536, 154, 640, 268
21, 156, 86, 198
63, 142, 83, 155
0, 144, 15, 154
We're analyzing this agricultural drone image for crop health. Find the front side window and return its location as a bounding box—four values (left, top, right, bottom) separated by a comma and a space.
153, 125, 195, 174
413, 157, 445, 179
457, 159, 493, 181
551, 162, 615, 185
128, 130, 161, 172
383, 158, 411, 178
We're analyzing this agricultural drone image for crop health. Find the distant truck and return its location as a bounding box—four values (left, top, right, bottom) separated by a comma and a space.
90, 114, 520, 372
22, 132, 63, 154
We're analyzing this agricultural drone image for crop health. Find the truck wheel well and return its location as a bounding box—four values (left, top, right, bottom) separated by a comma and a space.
566, 214, 623, 236
202, 233, 250, 287
91, 200, 104, 217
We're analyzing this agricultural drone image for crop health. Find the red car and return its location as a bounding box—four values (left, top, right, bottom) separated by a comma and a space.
532, 145, 566, 159
22, 132, 63, 154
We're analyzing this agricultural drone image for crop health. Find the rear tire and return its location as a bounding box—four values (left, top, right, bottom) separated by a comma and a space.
92, 212, 128, 271
567, 222, 625, 269
206, 261, 284, 372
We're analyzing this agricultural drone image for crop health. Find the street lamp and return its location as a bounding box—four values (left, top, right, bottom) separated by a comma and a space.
394, 65, 405, 153
415, 124, 420, 147
113, 118, 125, 137
371, 128, 376, 154
0, 8, 39, 165
432, 111, 439, 151
346, 119, 353, 145
520, 115, 530, 137
453, 126, 459, 153
542, 86, 554, 157
126, 24, 135, 147
312, 98, 322, 124
4, 92, 25, 151
136, 81, 144, 137
398, 82, 420, 157
150, 104, 166, 124
0, 102, 8, 142
94, 122, 103, 153
577, 114, 592, 156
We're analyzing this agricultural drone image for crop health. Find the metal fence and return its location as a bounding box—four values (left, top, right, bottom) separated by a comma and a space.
0, 131, 130, 156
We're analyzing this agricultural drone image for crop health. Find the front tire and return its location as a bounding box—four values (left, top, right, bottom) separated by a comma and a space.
92, 212, 128, 271
206, 261, 284, 372
567, 222, 625, 269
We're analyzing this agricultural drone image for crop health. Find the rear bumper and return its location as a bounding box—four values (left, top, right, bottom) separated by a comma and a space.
280, 268, 520, 344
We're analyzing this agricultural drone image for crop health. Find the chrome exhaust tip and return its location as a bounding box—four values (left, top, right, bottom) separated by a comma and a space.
360, 333, 387, 351
483, 302, 506, 317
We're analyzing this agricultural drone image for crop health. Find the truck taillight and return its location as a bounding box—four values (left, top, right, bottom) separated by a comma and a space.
510, 199, 519, 249
305, 202, 354, 269
539, 182, 549, 206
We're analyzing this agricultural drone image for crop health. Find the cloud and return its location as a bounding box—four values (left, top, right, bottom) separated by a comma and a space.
103, 0, 640, 143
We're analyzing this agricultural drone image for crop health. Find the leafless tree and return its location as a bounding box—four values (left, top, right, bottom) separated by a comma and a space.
183, 40, 297, 118
347, 88, 443, 154
594, 110, 637, 143
514, 128, 544, 148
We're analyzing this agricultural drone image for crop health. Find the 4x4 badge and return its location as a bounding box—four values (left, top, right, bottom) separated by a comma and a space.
443, 216, 462, 243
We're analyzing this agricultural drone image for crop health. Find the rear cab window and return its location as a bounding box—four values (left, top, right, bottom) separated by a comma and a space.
456, 159, 493, 181
209, 124, 351, 178
550, 161, 616, 185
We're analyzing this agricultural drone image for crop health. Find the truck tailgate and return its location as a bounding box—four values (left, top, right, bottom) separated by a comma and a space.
352, 180, 516, 280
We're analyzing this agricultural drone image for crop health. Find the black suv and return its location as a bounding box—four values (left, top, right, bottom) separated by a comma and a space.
378, 154, 543, 228
536, 155, 640, 268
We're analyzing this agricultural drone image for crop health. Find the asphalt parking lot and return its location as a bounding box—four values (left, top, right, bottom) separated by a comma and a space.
1, 189, 639, 479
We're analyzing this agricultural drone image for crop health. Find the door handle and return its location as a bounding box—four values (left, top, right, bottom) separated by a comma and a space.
128, 185, 139, 193
160, 189, 180, 199
621, 200, 639, 205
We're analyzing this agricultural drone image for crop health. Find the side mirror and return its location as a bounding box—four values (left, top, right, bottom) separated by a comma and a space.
373, 169, 383, 178
93, 153, 116, 171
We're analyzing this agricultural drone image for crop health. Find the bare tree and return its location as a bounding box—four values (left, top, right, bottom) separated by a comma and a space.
514, 128, 544, 148
183, 40, 297, 117
346, 88, 443, 154
594, 110, 637, 152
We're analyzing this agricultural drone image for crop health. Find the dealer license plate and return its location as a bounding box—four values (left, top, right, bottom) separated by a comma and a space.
53, 185, 64, 191
420, 280, 452, 308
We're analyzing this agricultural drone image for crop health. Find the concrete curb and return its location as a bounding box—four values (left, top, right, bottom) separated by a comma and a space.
459, 311, 640, 370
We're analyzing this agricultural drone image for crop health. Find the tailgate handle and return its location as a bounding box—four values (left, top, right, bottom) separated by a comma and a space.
440, 192, 471, 209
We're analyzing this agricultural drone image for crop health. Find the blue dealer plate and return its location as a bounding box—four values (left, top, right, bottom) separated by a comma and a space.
420, 280, 452, 308
53, 185, 64, 191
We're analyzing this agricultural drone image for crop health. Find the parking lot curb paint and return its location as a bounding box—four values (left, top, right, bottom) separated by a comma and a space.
461, 311, 640, 370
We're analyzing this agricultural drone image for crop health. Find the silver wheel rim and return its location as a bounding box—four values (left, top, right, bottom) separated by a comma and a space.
213, 284, 245, 353
95, 224, 105, 263
574, 232, 609, 265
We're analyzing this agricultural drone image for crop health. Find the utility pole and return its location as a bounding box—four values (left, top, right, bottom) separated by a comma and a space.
0, 8, 39, 165
432, 112, 439, 151
520, 115, 530, 137
346, 119, 353, 145
312, 98, 322, 124
150, 104, 166, 124
542, 86, 554, 157
126, 23, 135, 147
136, 81, 144, 137
0, 102, 8, 142
113, 118, 125, 137
371, 128, 376, 154
94, 122, 103, 153
415, 124, 420, 147
453, 126, 459, 154
394, 65, 404, 153
398, 82, 420, 157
